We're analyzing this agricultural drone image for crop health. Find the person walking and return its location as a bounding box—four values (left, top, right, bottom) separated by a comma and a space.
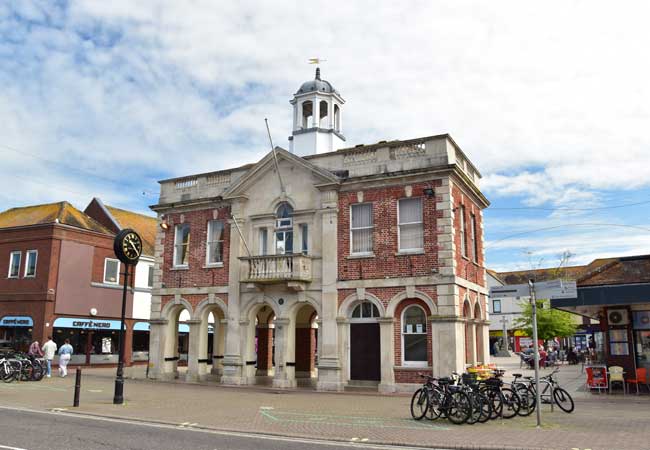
58, 339, 73, 377
41, 336, 57, 378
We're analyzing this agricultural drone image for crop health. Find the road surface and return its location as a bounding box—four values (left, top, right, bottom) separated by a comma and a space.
0, 407, 448, 450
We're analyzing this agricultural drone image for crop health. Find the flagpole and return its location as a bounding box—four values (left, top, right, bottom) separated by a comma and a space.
265, 118, 285, 194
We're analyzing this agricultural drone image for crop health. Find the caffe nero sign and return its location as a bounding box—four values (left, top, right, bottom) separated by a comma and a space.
0, 316, 33, 327
53, 317, 123, 330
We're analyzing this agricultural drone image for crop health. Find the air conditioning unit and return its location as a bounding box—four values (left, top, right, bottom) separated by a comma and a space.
608, 309, 629, 326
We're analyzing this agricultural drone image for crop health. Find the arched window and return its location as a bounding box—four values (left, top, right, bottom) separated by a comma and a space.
301, 101, 313, 128
275, 202, 293, 254
351, 301, 380, 319
319, 100, 328, 127
402, 305, 427, 366
334, 104, 340, 131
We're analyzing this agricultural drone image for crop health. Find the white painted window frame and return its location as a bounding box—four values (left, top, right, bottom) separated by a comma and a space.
349, 203, 374, 256
397, 197, 424, 253
103, 258, 121, 285
460, 205, 468, 258
173, 223, 190, 268
258, 227, 268, 256
8, 251, 21, 279
24, 250, 38, 278
471, 213, 478, 263
147, 264, 154, 288
401, 304, 428, 367
205, 220, 225, 266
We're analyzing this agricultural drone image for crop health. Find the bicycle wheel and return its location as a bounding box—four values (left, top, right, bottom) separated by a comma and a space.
427, 388, 443, 421
1, 364, 14, 383
476, 392, 492, 423
500, 388, 521, 419
31, 361, 44, 381
410, 388, 429, 420
466, 391, 482, 425
553, 387, 574, 413
482, 387, 502, 419
446, 391, 471, 425
515, 384, 536, 416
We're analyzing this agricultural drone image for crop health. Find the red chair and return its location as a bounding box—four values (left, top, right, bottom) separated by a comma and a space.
586, 367, 607, 393
626, 368, 649, 395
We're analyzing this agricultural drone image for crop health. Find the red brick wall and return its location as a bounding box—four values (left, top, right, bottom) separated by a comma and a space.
257, 327, 273, 370
452, 184, 485, 287
161, 207, 230, 289
159, 294, 228, 315
338, 181, 442, 281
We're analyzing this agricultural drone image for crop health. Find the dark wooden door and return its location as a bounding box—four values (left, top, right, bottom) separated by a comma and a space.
350, 323, 380, 381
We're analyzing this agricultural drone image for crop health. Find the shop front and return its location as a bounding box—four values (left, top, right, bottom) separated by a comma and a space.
633, 311, 650, 372
0, 316, 34, 351
52, 317, 124, 365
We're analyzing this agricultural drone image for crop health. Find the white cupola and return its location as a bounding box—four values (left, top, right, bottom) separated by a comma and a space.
289, 67, 346, 156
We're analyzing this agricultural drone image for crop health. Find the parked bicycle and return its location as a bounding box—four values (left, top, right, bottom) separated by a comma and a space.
411, 374, 472, 425
511, 368, 574, 414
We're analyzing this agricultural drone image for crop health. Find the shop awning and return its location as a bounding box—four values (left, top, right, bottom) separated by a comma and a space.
551, 283, 650, 318
0, 316, 34, 327
53, 317, 123, 330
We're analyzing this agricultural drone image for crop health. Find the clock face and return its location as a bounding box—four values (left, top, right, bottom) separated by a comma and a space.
121, 232, 142, 261
113, 228, 143, 265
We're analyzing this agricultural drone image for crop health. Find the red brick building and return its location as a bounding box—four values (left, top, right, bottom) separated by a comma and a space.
148, 69, 490, 391
0, 201, 155, 366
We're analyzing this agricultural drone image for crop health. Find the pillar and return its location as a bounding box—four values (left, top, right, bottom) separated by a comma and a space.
317, 190, 344, 391
378, 318, 396, 393
221, 211, 245, 384
211, 319, 227, 376
147, 319, 168, 380
430, 316, 465, 377
468, 320, 477, 366
185, 319, 203, 382
272, 318, 296, 388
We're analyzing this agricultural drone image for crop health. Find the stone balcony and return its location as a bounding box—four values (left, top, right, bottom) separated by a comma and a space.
240, 254, 312, 288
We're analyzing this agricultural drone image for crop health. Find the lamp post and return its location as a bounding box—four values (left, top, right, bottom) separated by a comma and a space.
528, 279, 542, 428
113, 263, 131, 405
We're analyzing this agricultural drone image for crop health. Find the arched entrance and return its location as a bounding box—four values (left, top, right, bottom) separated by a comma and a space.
349, 301, 381, 382
463, 299, 473, 366
161, 302, 192, 379
474, 303, 484, 364
242, 303, 278, 384
193, 299, 227, 380
294, 304, 318, 386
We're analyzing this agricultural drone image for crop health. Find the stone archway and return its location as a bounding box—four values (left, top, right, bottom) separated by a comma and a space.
294, 304, 318, 385
190, 297, 227, 381
474, 302, 484, 363
159, 299, 193, 380
463, 298, 474, 366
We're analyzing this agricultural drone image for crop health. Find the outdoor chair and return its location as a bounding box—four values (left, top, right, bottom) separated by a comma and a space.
626, 368, 649, 395
608, 366, 625, 394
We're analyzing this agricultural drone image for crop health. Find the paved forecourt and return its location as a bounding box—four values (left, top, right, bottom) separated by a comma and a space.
0, 357, 649, 450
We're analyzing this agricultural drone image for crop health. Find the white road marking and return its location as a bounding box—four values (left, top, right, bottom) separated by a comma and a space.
0, 444, 29, 450
0, 405, 451, 450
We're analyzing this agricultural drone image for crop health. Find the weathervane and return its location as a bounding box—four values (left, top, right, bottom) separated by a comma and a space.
308, 58, 327, 65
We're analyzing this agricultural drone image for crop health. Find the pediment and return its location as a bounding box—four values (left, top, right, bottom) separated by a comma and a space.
222, 147, 340, 199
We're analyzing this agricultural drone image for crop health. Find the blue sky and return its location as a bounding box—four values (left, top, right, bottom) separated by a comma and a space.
1, 1, 650, 271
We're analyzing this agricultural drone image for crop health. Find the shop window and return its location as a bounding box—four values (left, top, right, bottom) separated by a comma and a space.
350, 203, 373, 255
24, 250, 38, 277
173, 223, 190, 267
402, 305, 428, 365
398, 198, 423, 252
351, 301, 380, 319
206, 220, 224, 265
8, 251, 21, 278
493, 299, 501, 313
103, 258, 120, 284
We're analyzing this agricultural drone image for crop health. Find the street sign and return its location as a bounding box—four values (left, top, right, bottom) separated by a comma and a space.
490, 279, 577, 300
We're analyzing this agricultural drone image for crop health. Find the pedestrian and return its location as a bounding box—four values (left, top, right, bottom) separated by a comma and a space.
58, 339, 73, 378
41, 336, 57, 378
28, 340, 43, 358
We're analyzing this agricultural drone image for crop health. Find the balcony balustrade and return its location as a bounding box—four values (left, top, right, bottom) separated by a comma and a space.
240, 254, 312, 284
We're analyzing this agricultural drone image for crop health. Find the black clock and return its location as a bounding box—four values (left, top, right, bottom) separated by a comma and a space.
113, 228, 142, 265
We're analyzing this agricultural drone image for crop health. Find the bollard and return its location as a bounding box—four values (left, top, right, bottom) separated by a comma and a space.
73, 368, 81, 407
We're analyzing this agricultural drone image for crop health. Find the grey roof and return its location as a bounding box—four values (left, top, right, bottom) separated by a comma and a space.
296, 68, 338, 95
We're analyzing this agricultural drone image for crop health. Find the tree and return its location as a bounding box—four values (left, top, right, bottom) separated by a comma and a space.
514, 300, 578, 342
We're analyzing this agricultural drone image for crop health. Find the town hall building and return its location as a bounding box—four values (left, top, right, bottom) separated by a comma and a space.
148, 69, 490, 392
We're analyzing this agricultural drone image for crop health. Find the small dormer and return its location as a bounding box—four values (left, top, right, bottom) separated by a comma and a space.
289, 68, 346, 156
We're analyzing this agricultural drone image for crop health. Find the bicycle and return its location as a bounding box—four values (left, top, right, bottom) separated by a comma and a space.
479, 369, 521, 419
411, 375, 472, 425
512, 368, 574, 413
